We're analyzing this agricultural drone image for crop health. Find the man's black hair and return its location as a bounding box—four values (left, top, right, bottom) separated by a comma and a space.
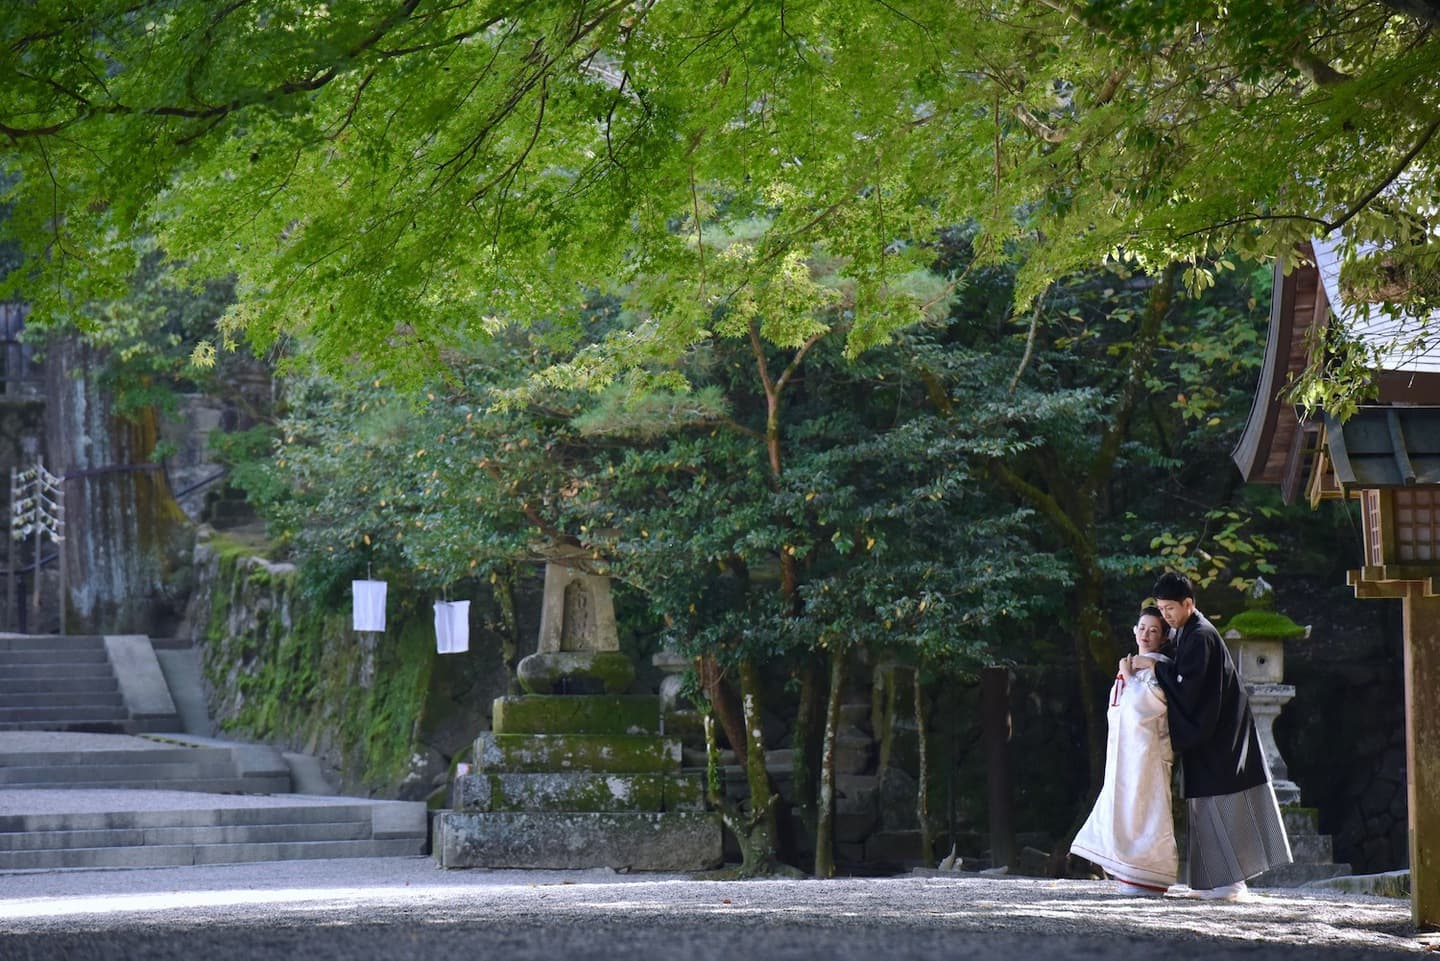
1151, 571, 1194, 602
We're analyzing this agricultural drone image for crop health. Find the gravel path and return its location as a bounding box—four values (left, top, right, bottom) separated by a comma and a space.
0, 858, 1429, 960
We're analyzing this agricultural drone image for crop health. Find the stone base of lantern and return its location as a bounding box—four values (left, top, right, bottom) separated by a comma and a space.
1249, 807, 1352, 888
434, 692, 722, 872
436, 811, 722, 870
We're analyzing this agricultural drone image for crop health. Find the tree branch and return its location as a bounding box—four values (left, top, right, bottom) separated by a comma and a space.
1328, 117, 1440, 233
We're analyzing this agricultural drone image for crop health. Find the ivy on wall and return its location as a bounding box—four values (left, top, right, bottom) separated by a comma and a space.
197, 535, 435, 791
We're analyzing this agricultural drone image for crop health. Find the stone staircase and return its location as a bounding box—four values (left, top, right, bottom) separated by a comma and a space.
0, 634, 180, 733
0, 631, 430, 869
0, 635, 130, 732
0, 790, 425, 870
0, 736, 291, 793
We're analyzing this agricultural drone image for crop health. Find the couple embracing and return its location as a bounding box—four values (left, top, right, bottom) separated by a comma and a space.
1070, 572, 1293, 900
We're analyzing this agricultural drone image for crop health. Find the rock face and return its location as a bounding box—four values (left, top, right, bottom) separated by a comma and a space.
45, 334, 193, 634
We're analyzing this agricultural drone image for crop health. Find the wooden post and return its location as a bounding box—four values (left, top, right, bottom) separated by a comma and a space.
29, 507, 40, 632
982, 666, 1016, 872
55, 473, 65, 636
1403, 586, 1440, 930
6, 467, 15, 632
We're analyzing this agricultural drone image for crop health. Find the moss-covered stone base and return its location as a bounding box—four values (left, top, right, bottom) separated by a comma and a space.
493, 694, 662, 736
454, 770, 707, 813
515, 651, 636, 695
436, 811, 723, 870
475, 732, 681, 774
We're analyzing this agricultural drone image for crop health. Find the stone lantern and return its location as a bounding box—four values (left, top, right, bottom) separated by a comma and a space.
433, 560, 722, 871
1222, 578, 1308, 805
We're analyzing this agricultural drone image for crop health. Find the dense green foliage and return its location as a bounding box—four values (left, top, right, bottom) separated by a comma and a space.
0, 0, 1389, 864
2, 1, 1437, 413
235, 232, 1289, 685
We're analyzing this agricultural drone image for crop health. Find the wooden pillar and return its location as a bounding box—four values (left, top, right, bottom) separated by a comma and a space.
981, 666, 1016, 872
1402, 585, 1440, 930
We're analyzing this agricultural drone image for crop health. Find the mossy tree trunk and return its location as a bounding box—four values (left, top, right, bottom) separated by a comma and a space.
871, 663, 898, 800
702, 680, 801, 879
735, 659, 790, 873
914, 669, 933, 868
698, 654, 749, 763
813, 645, 846, 878
45, 334, 191, 633
790, 656, 823, 849
492, 563, 522, 696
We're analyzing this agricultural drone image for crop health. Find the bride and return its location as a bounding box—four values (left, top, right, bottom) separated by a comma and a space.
1069, 605, 1178, 896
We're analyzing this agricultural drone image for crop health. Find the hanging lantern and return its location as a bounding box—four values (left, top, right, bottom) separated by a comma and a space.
434, 600, 470, 654
352, 580, 388, 632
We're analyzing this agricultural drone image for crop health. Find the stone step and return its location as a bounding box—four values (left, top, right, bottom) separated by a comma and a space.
0, 663, 116, 681
0, 677, 119, 696
0, 837, 425, 870
0, 759, 242, 786
0, 635, 107, 652
1288, 833, 1335, 864
475, 733, 681, 774
0, 776, 293, 794
0, 793, 428, 868
0, 801, 389, 834
452, 771, 706, 813
0, 719, 129, 733
435, 810, 721, 870
1252, 861, 1353, 887
0, 745, 229, 767
0, 739, 285, 792
0, 705, 128, 724
0, 649, 109, 666
492, 694, 664, 736
0, 818, 375, 851
0, 691, 124, 709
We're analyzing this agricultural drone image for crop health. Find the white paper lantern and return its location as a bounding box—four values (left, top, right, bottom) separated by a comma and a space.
434, 600, 470, 654
352, 580, 388, 632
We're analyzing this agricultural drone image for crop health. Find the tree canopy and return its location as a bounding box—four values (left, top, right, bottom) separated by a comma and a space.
3, 1, 1438, 406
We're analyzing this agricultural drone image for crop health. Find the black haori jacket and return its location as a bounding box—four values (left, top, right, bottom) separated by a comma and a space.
1150, 611, 1270, 799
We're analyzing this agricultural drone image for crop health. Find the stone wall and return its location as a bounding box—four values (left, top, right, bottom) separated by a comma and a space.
181, 533, 529, 800
1269, 576, 1410, 874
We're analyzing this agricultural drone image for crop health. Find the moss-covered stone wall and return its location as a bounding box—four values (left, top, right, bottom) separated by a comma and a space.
183, 533, 518, 799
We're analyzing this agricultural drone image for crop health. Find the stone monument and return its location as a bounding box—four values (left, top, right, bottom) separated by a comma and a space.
433, 561, 723, 871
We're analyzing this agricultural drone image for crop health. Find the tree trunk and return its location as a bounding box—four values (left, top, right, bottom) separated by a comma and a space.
492, 565, 522, 696
871, 663, 898, 799
698, 659, 797, 878
45, 334, 191, 633
813, 645, 846, 878
914, 669, 933, 868
1073, 562, 1112, 795
738, 659, 780, 854
698, 655, 748, 763
790, 656, 823, 847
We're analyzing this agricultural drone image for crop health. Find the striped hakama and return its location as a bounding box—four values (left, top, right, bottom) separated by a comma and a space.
1185, 781, 1293, 889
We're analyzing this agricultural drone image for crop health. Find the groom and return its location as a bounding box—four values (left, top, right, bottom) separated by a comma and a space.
1137, 571, 1292, 900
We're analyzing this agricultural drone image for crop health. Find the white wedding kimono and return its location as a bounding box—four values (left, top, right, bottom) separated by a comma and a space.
1069, 655, 1179, 889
